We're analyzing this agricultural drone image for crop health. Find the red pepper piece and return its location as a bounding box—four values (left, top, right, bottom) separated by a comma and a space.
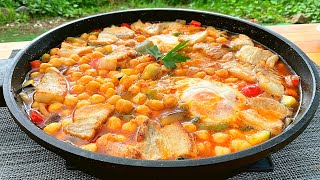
291, 75, 300, 86
121, 23, 131, 29
30, 110, 44, 123
190, 20, 201, 27
241, 84, 263, 97
30, 60, 41, 69
250, 18, 255, 23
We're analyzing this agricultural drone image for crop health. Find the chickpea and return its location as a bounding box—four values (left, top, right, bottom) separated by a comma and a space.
49, 58, 63, 68
182, 122, 197, 133
116, 99, 134, 114
48, 102, 64, 113
107, 116, 122, 130
63, 58, 77, 66
39, 63, 53, 73
43, 122, 61, 135
194, 71, 207, 78
129, 59, 139, 68
195, 130, 211, 141
95, 76, 105, 84
70, 85, 85, 94
77, 92, 91, 100
100, 82, 114, 92
64, 95, 78, 107
81, 143, 98, 152
70, 54, 80, 61
30, 72, 41, 79
90, 94, 106, 104
98, 69, 109, 77
231, 139, 252, 151
174, 69, 187, 76
128, 84, 140, 95
88, 34, 98, 40
214, 146, 231, 156
121, 121, 137, 133
121, 69, 133, 76
85, 69, 98, 77
78, 56, 91, 64
92, 51, 104, 59
71, 72, 83, 81
86, 80, 101, 92
163, 95, 178, 108
216, 37, 228, 43
60, 118, 73, 128
132, 93, 147, 105
76, 100, 91, 109
204, 67, 216, 75
61, 109, 73, 116
80, 33, 89, 40
133, 115, 149, 125
77, 75, 94, 86
119, 75, 135, 89
215, 69, 229, 78
107, 95, 121, 105
104, 88, 116, 99
145, 100, 164, 111
135, 105, 151, 116
103, 45, 113, 53
212, 132, 230, 144
79, 64, 91, 72
135, 35, 146, 42
50, 48, 59, 55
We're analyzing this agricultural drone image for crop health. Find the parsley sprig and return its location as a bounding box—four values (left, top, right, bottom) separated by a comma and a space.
146, 40, 190, 68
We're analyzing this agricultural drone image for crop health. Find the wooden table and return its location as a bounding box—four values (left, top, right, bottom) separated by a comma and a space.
0, 23, 319, 65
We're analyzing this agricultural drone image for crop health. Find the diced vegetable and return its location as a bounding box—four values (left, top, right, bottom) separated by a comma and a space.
159, 110, 187, 126
30, 110, 44, 123
240, 84, 263, 97
121, 23, 131, 29
19, 92, 32, 104
43, 122, 61, 135
197, 122, 229, 132
135, 40, 155, 54
285, 75, 300, 87
41, 53, 51, 63
246, 130, 271, 145
141, 63, 161, 80
30, 60, 41, 69
281, 95, 297, 107
22, 80, 34, 88
190, 20, 201, 27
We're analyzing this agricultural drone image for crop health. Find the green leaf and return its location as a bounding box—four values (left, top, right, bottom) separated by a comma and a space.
161, 41, 190, 68
146, 45, 163, 61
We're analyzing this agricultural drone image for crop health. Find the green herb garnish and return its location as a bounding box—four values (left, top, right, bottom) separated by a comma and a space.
146, 40, 190, 69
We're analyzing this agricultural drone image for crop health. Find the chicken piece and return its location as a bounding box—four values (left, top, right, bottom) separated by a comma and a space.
58, 42, 93, 57
256, 66, 285, 97
179, 31, 208, 45
104, 141, 142, 159
161, 20, 186, 33
231, 34, 254, 50
221, 61, 257, 83
239, 109, 284, 135
97, 45, 136, 70
193, 43, 228, 60
102, 26, 135, 39
131, 20, 163, 36
248, 97, 291, 119
34, 69, 67, 104
138, 121, 196, 160
236, 45, 279, 68
64, 104, 114, 140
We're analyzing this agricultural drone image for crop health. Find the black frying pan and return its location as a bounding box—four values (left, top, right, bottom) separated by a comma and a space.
2, 8, 319, 178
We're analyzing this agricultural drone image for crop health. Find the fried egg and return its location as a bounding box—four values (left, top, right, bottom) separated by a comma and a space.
175, 78, 246, 123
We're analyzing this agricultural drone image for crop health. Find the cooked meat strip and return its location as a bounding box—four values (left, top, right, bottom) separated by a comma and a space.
138, 121, 196, 160
256, 66, 285, 97
239, 109, 284, 135
131, 20, 163, 36
248, 97, 291, 119
231, 34, 254, 50
236, 45, 279, 68
102, 26, 135, 39
34, 68, 67, 104
65, 104, 114, 140
179, 31, 208, 45
221, 61, 257, 83
104, 141, 142, 159
193, 43, 228, 60
58, 42, 93, 57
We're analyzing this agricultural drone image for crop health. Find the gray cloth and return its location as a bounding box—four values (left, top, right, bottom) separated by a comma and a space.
1, 63, 319, 180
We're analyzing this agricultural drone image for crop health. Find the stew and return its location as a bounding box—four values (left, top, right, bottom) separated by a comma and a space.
20, 19, 300, 160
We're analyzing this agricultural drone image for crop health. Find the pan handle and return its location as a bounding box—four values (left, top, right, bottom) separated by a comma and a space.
0, 58, 14, 107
